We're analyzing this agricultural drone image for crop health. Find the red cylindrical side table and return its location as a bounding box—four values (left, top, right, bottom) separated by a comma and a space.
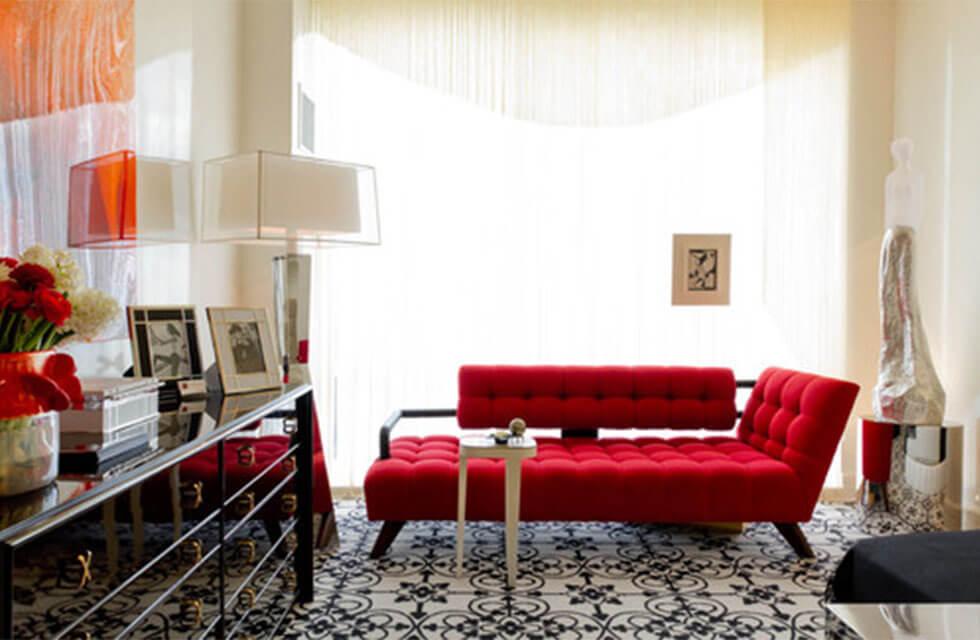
859, 414, 965, 530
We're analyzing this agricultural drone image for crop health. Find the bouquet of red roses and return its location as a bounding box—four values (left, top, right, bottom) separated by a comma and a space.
0, 245, 118, 353
0, 245, 119, 418
0, 245, 120, 495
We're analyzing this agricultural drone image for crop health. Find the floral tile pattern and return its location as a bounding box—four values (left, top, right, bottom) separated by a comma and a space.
281, 502, 915, 639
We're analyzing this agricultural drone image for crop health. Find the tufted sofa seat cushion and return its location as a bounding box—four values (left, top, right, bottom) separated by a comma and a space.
364, 434, 808, 523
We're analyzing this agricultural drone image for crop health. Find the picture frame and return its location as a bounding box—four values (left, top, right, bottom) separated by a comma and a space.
671, 234, 731, 306
127, 305, 204, 381
156, 402, 204, 448
206, 307, 281, 395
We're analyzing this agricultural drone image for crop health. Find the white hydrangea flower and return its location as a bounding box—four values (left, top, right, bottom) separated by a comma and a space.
19, 244, 56, 271
65, 288, 120, 342
0, 263, 10, 283
51, 249, 84, 293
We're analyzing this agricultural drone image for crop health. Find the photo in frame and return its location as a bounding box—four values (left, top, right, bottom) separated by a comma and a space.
128, 306, 204, 381
213, 391, 283, 435
156, 402, 204, 448
671, 234, 731, 305
207, 307, 281, 394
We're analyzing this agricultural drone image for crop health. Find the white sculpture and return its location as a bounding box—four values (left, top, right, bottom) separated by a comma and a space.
872, 139, 945, 424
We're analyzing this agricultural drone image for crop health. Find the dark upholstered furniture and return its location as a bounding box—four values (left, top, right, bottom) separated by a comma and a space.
831, 530, 980, 603
365, 365, 859, 558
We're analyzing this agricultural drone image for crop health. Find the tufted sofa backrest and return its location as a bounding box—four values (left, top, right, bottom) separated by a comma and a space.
457, 365, 737, 430
737, 367, 859, 508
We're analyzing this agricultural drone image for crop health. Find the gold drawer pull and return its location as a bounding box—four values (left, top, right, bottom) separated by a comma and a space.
238, 587, 256, 611
237, 444, 256, 467
283, 418, 298, 435
180, 597, 203, 629
180, 481, 203, 510
235, 491, 255, 517
281, 493, 298, 517
57, 550, 93, 590
76, 550, 93, 590
281, 456, 296, 473
180, 538, 203, 564
236, 538, 257, 564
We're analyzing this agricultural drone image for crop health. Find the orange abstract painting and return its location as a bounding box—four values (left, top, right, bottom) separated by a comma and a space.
0, 0, 134, 123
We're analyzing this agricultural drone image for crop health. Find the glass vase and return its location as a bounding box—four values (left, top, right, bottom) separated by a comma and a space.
0, 412, 59, 497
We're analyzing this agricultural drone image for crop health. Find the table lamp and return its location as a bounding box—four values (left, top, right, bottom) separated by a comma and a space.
68, 150, 194, 248
201, 150, 380, 384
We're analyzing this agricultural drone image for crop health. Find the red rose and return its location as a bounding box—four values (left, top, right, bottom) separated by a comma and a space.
0, 281, 32, 311
10, 263, 54, 289
0, 257, 16, 269
33, 287, 72, 326
43, 353, 84, 409
19, 373, 72, 412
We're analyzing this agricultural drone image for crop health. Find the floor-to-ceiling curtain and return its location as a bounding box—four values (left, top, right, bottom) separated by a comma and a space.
301, 0, 852, 488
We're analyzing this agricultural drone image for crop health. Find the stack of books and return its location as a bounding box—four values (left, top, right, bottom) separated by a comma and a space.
59, 378, 162, 475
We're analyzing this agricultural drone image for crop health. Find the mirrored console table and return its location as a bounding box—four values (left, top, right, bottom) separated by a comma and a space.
0, 384, 316, 639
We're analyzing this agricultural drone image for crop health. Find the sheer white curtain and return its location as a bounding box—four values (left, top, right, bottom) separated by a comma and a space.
300, 0, 852, 487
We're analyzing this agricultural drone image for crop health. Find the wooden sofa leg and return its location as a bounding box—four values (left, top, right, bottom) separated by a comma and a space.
774, 523, 814, 558
370, 521, 406, 559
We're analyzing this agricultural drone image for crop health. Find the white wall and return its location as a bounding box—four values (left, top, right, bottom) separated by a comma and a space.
188, 0, 246, 364
895, 0, 980, 525
235, 0, 301, 313
842, 0, 896, 493
70, 0, 245, 376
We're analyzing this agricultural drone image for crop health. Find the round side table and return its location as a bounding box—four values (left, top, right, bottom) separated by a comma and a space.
455, 435, 537, 587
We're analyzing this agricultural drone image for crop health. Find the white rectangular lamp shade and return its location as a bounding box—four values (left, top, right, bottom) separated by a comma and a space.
202, 151, 380, 245
137, 157, 194, 242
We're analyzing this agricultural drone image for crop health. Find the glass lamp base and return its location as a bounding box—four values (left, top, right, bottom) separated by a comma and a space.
273, 254, 313, 382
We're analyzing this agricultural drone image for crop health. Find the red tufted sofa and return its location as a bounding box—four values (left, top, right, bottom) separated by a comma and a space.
364, 366, 859, 558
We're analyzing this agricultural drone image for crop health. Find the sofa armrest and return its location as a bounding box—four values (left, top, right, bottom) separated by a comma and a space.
736, 379, 756, 418
379, 408, 457, 459
737, 368, 859, 511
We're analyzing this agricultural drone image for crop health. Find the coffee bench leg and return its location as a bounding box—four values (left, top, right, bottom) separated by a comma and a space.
504, 459, 521, 588
370, 521, 406, 559
456, 457, 467, 577
774, 522, 814, 558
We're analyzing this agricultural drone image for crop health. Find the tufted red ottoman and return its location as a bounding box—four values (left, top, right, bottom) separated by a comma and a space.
136, 412, 338, 548
364, 366, 859, 558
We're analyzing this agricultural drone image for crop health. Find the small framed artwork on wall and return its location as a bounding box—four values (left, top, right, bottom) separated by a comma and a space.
128, 306, 204, 381
671, 234, 731, 305
207, 307, 281, 394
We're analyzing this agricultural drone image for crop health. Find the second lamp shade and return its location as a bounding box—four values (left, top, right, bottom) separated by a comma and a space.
201, 150, 379, 246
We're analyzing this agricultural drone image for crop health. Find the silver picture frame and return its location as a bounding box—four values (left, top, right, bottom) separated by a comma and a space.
206, 307, 282, 395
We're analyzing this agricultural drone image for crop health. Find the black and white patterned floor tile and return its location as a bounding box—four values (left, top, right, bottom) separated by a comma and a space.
281, 502, 916, 639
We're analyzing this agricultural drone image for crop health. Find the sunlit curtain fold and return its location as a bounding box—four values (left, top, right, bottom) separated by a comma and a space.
312, 0, 764, 127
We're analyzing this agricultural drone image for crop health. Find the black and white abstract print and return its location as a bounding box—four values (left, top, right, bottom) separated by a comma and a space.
282, 503, 916, 639
687, 248, 718, 291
